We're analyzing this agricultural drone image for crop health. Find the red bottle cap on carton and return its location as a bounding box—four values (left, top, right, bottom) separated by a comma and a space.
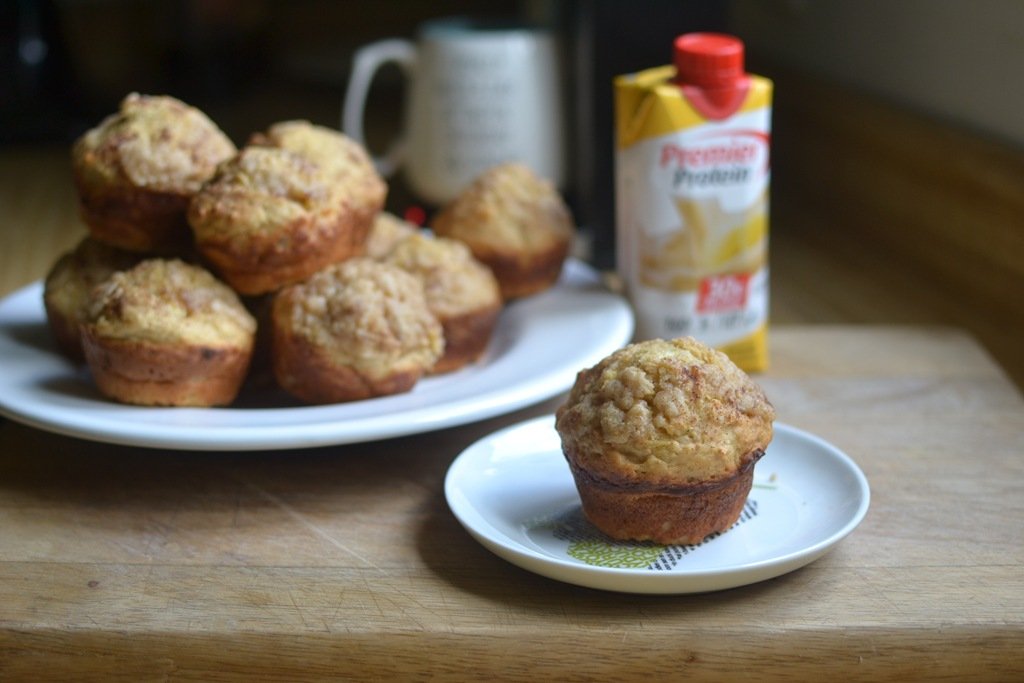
674, 33, 745, 88
673, 33, 749, 119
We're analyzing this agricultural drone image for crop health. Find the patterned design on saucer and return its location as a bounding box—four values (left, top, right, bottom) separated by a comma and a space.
531, 499, 759, 570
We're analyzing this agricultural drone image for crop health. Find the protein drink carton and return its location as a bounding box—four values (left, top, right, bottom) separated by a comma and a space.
614, 33, 772, 371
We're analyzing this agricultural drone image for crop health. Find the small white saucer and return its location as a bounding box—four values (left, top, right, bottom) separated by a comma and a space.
445, 416, 870, 594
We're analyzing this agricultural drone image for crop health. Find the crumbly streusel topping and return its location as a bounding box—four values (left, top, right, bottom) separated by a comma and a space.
188, 146, 336, 239
365, 212, 418, 259
251, 120, 386, 210
85, 259, 256, 346
44, 238, 142, 317
72, 93, 236, 194
277, 259, 443, 376
431, 162, 574, 252
555, 337, 775, 484
385, 233, 500, 317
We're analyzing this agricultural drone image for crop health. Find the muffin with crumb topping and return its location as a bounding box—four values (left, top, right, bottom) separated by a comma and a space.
71, 93, 236, 253
555, 337, 775, 545
365, 211, 418, 259
249, 120, 386, 257
43, 237, 143, 361
431, 162, 574, 300
385, 233, 501, 373
271, 258, 443, 404
80, 259, 256, 406
250, 120, 386, 218
188, 144, 374, 295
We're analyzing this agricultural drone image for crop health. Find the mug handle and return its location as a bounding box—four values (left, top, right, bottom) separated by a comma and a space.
342, 38, 417, 177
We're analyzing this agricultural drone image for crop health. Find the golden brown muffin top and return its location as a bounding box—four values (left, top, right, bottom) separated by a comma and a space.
250, 120, 386, 211
84, 259, 256, 347
44, 237, 142, 317
365, 211, 418, 259
431, 162, 574, 253
275, 259, 443, 378
72, 93, 236, 194
555, 337, 775, 486
385, 233, 501, 318
188, 146, 339, 240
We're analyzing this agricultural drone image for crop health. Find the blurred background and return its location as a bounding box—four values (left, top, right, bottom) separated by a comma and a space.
2, 0, 1022, 386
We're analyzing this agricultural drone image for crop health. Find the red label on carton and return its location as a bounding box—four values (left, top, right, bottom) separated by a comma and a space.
697, 274, 751, 312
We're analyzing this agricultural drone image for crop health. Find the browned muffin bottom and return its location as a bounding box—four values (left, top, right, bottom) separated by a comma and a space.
385, 233, 501, 374
43, 237, 143, 361
188, 146, 368, 295
566, 448, 764, 546
271, 258, 443, 404
555, 337, 775, 545
431, 162, 574, 300
71, 93, 236, 253
80, 259, 256, 406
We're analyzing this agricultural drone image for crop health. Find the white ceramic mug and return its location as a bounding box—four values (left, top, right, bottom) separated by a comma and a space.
342, 17, 566, 205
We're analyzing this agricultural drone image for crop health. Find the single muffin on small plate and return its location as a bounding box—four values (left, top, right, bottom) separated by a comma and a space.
71, 93, 236, 253
188, 145, 373, 295
555, 337, 775, 545
43, 236, 143, 361
430, 162, 574, 300
80, 259, 256, 407
385, 232, 502, 374
270, 258, 443, 404
365, 211, 418, 260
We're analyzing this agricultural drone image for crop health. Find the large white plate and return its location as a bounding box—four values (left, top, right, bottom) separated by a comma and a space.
0, 260, 633, 451
446, 416, 870, 594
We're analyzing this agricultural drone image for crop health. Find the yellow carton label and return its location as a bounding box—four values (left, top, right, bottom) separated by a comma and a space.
615, 65, 773, 372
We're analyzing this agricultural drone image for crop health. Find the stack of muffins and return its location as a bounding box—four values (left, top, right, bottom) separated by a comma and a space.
43, 93, 576, 407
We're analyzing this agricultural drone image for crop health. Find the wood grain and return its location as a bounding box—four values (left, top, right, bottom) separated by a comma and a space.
767, 67, 1024, 389
0, 327, 1022, 681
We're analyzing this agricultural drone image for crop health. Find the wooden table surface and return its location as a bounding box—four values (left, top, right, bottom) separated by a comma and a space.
1, 149, 1023, 680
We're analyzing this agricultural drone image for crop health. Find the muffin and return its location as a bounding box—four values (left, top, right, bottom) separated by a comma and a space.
431, 162, 574, 300
271, 258, 443, 404
80, 259, 256, 407
43, 237, 143, 361
365, 211, 418, 259
249, 120, 386, 258
249, 120, 387, 221
71, 93, 236, 253
385, 233, 502, 373
188, 145, 372, 295
554, 337, 775, 545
